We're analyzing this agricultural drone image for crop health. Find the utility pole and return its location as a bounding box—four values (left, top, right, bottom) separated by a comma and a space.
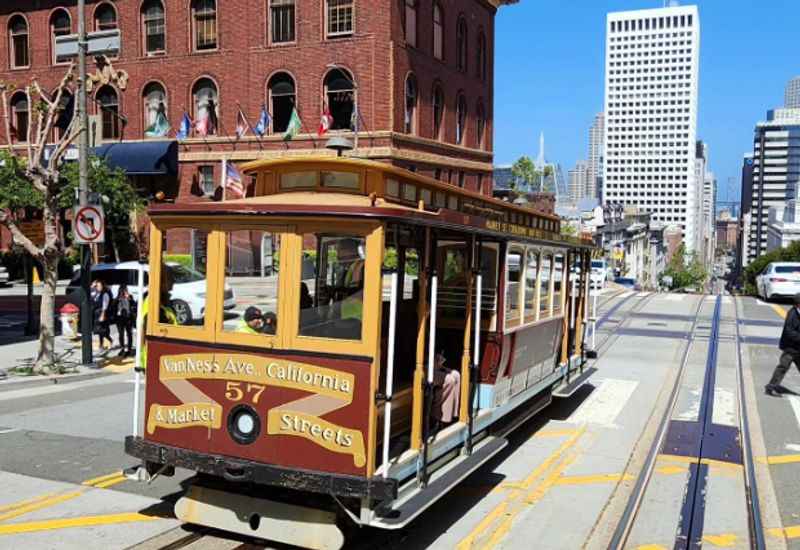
77, 0, 93, 367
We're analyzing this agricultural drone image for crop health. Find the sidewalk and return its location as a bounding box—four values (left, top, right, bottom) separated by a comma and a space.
0, 335, 135, 388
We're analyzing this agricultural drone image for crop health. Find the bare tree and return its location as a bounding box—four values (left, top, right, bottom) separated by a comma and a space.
0, 65, 80, 373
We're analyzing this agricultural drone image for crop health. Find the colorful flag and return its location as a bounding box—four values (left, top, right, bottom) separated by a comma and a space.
176, 112, 192, 140
144, 111, 171, 138
254, 106, 270, 137
283, 108, 302, 141
194, 113, 210, 137
235, 107, 249, 139
224, 161, 245, 200
318, 106, 333, 136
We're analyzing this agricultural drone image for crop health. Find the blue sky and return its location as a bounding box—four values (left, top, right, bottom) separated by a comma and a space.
493, 0, 800, 205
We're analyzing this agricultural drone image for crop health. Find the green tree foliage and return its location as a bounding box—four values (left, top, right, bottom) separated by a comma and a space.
660, 244, 708, 290
743, 241, 800, 295
0, 151, 43, 210
510, 156, 539, 191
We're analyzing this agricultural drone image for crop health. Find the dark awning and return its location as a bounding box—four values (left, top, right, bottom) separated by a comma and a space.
92, 140, 178, 176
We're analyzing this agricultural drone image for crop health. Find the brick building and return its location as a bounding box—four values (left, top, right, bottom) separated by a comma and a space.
0, 0, 514, 219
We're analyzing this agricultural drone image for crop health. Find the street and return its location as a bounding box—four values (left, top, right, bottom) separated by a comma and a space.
0, 289, 798, 549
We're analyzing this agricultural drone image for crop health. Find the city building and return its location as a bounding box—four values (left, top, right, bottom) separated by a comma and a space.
0, 0, 516, 251
744, 108, 800, 263
786, 76, 800, 109
767, 200, 800, 252
492, 165, 556, 215
736, 153, 755, 274
693, 140, 708, 259
568, 160, 589, 202
602, 5, 701, 252
587, 112, 604, 200
716, 210, 738, 251
702, 170, 716, 264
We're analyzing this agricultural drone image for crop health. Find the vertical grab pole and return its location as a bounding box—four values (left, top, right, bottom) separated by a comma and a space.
427, 275, 438, 384
132, 261, 145, 437
381, 269, 399, 478
421, 267, 438, 488
591, 285, 599, 351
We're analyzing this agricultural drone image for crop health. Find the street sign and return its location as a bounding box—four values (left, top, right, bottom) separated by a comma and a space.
54, 30, 120, 58
72, 205, 105, 244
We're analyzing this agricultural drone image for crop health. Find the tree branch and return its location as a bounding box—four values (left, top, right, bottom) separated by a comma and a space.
0, 210, 42, 258
48, 118, 80, 173
31, 67, 74, 173
25, 86, 34, 164
0, 84, 12, 149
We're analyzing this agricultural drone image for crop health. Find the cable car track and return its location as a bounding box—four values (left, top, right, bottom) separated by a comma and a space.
608, 294, 765, 550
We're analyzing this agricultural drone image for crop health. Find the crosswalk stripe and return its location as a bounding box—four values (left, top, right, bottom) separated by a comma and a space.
568, 378, 638, 428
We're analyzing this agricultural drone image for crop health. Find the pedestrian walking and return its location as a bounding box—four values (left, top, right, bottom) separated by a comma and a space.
766, 293, 800, 397
115, 285, 136, 357
91, 279, 113, 350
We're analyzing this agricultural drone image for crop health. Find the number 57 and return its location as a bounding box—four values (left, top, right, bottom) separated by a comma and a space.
225, 382, 266, 404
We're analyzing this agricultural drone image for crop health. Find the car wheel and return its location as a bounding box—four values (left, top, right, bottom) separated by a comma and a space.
171, 299, 193, 325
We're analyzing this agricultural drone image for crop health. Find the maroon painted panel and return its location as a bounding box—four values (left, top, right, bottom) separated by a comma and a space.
143, 339, 373, 477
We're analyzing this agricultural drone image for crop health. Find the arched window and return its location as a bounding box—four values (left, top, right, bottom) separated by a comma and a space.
143, 82, 168, 137
433, 3, 443, 60
324, 69, 355, 131
192, 78, 218, 135
403, 0, 417, 48
404, 73, 417, 134
142, 0, 166, 55
54, 92, 73, 140
95, 3, 118, 31
268, 72, 295, 133
96, 85, 120, 140
456, 16, 467, 72
476, 100, 486, 149
477, 29, 487, 81
9, 15, 29, 68
11, 93, 28, 142
270, 0, 296, 44
455, 94, 467, 145
432, 85, 444, 140
192, 0, 217, 51
51, 10, 72, 64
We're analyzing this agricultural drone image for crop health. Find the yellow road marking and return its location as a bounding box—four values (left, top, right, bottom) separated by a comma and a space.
636, 545, 668, 550
0, 493, 59, 514
457, 427, 586, 549
655, 465, 688, 475
758, 454, 800, 465
0, 491, 83, 523
82, 471, 124, 487
531, 429, 579, 439
103, 361, 134, 374
703, 533, 738, 547
554, 473, 633, 486
771, 304, 788, 319
768, 525, 800, 539
93, 475, 127, 489
658, 454, 743, 472
0, 512, 157, 535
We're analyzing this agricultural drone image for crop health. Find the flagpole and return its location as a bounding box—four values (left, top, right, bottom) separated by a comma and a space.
221, 157, 227, 202
295, 106, 318, 149
236, 103, 263, 150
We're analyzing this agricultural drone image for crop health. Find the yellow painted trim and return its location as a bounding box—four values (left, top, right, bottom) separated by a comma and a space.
459, 237, 475, 423
366, 224, 386, 477
411, 228, 430, 450
771, 304, 787, 319
0, 512, 158, 535
0, 491, 83, 523
758, 454, 800, 465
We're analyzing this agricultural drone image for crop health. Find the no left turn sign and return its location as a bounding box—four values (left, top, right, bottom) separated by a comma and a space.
73, 205, 105, 244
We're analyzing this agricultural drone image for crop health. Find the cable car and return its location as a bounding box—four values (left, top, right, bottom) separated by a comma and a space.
125, 157, 596, 550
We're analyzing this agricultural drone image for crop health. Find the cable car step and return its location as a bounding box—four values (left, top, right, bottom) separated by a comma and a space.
553, 367, 598, 398
371, 435, 508, 529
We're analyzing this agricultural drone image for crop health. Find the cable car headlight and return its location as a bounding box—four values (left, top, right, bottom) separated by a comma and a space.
227, 405, 261, 445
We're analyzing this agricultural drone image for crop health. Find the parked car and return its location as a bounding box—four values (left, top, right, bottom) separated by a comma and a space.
66, 261, 236, 325
590, 260, 608, 290
756, 262, 800, 302
614, 277, 637, 289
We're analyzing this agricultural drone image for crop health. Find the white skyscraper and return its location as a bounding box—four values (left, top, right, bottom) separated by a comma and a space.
786, 76, 800, 109
587, 113, 605, 199
602, 5, 701, 252
569, 161, 589, 202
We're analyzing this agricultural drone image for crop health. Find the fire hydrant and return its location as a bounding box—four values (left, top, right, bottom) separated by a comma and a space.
59, 303, 80, 340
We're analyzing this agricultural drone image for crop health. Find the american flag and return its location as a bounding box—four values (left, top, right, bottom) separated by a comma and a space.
224, 162, 245, 199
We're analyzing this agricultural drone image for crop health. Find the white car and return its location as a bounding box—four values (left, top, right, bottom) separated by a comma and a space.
756, 262, 800, 302
67, 261, 236, 325
590, 259, 608, 290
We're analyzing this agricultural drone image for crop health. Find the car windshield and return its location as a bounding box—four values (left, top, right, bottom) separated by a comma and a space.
591, 261, 604, 269
167, 264, 205, 284
774, 266, 800, 274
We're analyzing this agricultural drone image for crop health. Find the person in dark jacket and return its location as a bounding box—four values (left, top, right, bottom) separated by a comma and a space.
766, 293, 800, 396
115, 285, 136, 357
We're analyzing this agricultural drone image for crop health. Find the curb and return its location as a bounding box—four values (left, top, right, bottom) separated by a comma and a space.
0, 370, 113, 392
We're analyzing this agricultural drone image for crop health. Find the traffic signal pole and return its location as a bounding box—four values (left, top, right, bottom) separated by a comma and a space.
77, 0, 94, 367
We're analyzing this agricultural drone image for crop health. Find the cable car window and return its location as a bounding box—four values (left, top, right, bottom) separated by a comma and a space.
280, 171, 317, 189
438, 244, 469, 319
448, 196, 458, 210
299, 234, 365, 341
386, 178, 399, 197
402, 183, 417, 202
157, 227, 209, 327
420, 188, 432, 205
505, 249, 522, 328
524, 249, 538, 323
321, 171, 359, 190
553, 253, 564, 315
539, 254, 552, 318
434, 192, 446, 208
221, 230, 281, 336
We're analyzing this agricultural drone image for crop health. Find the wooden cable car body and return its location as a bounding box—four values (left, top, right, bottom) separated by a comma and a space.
125, 157, 596, 550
